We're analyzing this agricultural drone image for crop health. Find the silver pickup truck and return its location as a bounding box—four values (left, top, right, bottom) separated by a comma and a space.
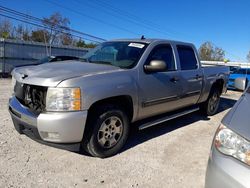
9, 39, 229, 158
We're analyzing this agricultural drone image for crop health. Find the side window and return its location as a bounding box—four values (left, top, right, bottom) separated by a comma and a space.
177, 45, 198, 70
147, 45, 175, 71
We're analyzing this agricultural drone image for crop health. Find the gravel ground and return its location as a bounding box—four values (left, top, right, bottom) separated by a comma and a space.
0, 78, 242, 188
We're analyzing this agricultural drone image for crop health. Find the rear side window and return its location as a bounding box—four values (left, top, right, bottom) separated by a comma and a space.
177, 45, 198, 70
147, 45, 176, 71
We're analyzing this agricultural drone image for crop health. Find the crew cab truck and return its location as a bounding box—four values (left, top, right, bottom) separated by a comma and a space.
9, 39, 229, 158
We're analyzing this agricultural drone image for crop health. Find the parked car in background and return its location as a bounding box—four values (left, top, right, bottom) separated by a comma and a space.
10, 56, 80, 74
228, 67, 250, 90
36, 55, 80, 64
9, 38, 229, 158
205, 86, 250, 188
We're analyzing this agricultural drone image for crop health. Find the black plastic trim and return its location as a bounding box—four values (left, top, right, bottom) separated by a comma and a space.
9, 110, 80, 152
142, 95, 178, 107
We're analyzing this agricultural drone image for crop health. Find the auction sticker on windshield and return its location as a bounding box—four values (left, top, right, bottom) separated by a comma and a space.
128, 43, 145, 48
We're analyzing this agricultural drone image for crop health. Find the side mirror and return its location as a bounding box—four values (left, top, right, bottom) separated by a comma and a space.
144, 60, 167, 73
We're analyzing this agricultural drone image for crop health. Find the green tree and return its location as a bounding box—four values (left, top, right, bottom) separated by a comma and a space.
0, 19, 12, 39
31, 29, 49, 43
84, 43, 97, 48
74, 39, 97, 48
199, 41, 225, 61
75, 39, 86, 47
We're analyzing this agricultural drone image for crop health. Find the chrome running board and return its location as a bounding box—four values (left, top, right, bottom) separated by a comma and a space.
139, 107, 200, 130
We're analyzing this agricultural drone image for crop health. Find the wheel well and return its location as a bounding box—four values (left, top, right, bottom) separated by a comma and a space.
212, 79, 224, 94
88, 95, 134, 122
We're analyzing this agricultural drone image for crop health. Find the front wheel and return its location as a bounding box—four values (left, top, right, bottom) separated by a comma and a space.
82, 105, 129, 158
201, 88, 220, 116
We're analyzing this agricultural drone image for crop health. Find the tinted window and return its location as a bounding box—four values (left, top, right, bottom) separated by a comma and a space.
230, 66, 239, 73
147, 45, 175, 71
177, 45, 198, 70
234, 69, 250, 75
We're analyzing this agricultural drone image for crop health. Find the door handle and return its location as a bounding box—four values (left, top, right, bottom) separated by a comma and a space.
170, 76, 179, 82
195, 74, 202, 80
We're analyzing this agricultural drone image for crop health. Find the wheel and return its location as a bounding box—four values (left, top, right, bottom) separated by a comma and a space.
201, 87, 220, 116
82, 104, 129, 158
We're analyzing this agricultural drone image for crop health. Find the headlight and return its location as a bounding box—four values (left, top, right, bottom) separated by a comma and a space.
215, 124, 250, 165
46, 88, 81, 111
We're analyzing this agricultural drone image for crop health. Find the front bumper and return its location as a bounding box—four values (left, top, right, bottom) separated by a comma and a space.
8, 96, 88, 151
205, 147, 250, 188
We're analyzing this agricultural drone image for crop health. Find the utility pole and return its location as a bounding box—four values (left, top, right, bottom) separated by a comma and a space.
43, 32, 49, 56
2, 38, 6, 77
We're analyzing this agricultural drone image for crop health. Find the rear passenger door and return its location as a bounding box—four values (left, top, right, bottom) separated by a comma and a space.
177, 45, 203, 106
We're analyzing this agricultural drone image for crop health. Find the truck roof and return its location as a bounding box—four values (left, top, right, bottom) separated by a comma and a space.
110, 38, 193, 46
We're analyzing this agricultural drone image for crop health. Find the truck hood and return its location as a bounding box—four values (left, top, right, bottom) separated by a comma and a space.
13, 61, 121, 87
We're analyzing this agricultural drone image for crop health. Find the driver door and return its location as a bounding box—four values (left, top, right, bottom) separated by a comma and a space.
138, 44, 183, 119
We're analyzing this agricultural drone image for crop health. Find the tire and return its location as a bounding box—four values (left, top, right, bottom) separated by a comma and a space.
201, 87, 220, 116
82, 104, 130, 158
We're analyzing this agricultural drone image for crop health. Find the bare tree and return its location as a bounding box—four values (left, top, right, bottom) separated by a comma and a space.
212, 47, 225, 61
198, 41, 225, 61
22, 27, 31, 41
60, 32, 73, 45
0, 14, 95, 49
42, 12, 70, 54
14, 24, 24, 40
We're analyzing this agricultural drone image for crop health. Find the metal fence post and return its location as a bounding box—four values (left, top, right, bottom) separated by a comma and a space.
3, 38, 5, 76
0, 38, 6, 77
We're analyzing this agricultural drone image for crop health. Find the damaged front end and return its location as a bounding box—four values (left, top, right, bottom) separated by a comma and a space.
14, 81, 47, 115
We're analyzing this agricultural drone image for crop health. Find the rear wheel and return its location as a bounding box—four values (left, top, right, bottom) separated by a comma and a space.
201, 87, 220, 116
82, 104, 129, 158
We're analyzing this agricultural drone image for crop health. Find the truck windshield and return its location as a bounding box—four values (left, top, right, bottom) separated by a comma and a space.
81, 41, 148, 68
